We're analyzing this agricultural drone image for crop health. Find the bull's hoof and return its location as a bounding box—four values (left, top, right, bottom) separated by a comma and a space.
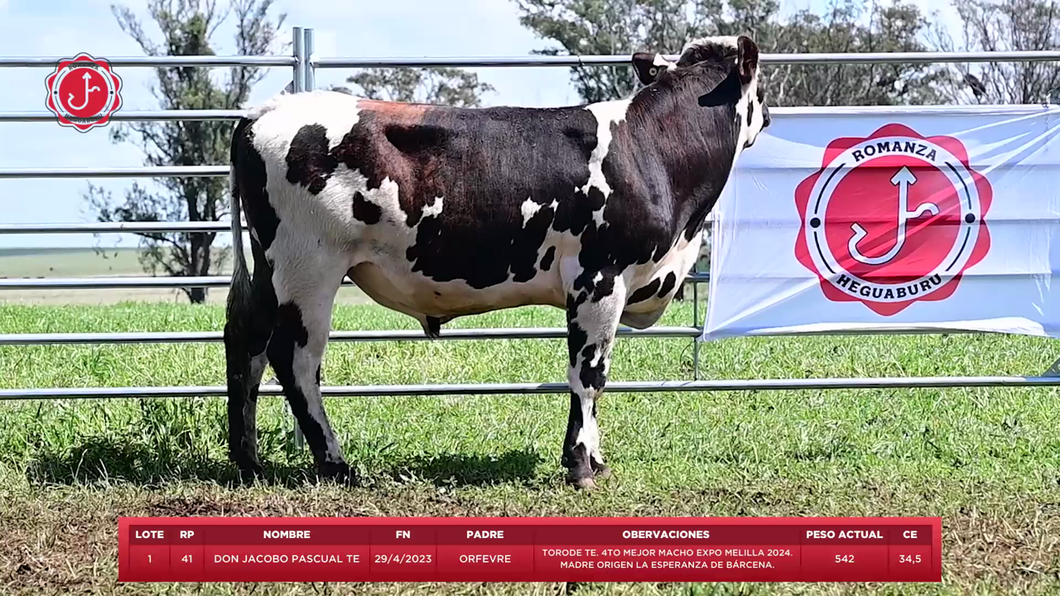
318, 461, 357, 485
236, 460, 265, 485
591, 461, 611, 479
565, 468, 598, 490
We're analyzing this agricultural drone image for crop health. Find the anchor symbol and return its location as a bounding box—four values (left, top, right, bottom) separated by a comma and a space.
67, 71, 101, 111
848, 166, 939, 265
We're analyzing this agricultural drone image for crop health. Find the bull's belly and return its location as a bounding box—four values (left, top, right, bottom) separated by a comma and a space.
347, 260, 567, 321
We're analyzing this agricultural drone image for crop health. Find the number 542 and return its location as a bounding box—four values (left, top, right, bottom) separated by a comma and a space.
835, 554, 855, 563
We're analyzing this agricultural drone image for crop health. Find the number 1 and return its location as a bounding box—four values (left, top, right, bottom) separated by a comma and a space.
147, 554, 152, 563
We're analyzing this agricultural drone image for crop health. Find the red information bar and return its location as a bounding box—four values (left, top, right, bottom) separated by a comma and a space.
118, 517, 941, 583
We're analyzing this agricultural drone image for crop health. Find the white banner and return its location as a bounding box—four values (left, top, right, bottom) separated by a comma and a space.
703, 105, 1060, 341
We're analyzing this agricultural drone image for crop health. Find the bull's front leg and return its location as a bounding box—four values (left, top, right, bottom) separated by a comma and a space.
562, 272, 625, 489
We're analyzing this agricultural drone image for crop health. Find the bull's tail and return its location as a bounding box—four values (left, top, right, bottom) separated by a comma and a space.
226, 117, 255, 325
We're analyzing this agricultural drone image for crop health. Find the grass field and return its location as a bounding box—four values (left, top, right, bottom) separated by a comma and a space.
0, 247, 1058, 594
0, 296, 1058, 595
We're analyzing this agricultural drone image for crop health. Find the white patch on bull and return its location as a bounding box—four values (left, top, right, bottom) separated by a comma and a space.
421, 196, 444, 220
249, 90, 362, 159
582, 99, 630, 229
520, 197, 542, 226
246, 90, 370, 254
652, 53, 676, 69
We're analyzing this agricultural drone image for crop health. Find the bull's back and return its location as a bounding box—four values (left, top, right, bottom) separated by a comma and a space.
240, 91, 608, 317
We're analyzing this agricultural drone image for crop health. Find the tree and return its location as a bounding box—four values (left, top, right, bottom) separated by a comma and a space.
934, 0, 1060, 104
513, 0, 947, 107
764, 0, 949, 107
342, 67, 496, 106
85, 0, 285, 303
514, 0, 720, 103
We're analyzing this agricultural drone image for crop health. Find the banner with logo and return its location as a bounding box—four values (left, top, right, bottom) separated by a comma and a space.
702, 105, 1060, 341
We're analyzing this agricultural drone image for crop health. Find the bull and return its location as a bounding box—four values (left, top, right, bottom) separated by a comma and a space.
224, 35, 770, 488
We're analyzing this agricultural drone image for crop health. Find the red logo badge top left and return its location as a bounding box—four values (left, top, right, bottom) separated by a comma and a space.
45, 53, 123, 132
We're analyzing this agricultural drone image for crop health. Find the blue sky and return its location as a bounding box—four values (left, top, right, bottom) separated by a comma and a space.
0, 0, 958, 249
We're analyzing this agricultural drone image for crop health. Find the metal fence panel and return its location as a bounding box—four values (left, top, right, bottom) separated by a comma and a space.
2, 29, 1057, 409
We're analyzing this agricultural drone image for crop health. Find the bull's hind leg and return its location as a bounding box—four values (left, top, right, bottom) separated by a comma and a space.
562, 272, 627, 489
224, 237, 277, 483
266, 248, 352, 481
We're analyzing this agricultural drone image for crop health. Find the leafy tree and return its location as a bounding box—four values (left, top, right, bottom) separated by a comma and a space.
85, 0, 285, 303
341, 67, 496, 106
765, 0, 949, 107
513, 0, 720, 103
934, 0, 1060, 104
513, 0, 947, 107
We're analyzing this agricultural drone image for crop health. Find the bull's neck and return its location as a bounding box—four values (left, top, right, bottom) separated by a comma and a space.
626, 67, 741, 236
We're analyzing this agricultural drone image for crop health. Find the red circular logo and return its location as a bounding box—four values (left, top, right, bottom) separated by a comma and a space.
794, 124, 992, 316
45, 53, 123, 132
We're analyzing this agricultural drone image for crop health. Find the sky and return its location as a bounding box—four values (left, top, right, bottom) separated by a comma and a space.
0, 0, 959, 250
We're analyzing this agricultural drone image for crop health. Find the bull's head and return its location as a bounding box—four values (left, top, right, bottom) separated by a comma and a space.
632, 35, 770, 150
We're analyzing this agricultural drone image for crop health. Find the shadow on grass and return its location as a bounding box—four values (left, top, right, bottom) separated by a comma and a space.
24, 436, 307, 487
382, 450, 544, 487
25, 436, 543, 489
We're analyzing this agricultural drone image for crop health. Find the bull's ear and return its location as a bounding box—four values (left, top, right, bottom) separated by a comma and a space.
737, 35, 759, 85
632, 52, 673, 85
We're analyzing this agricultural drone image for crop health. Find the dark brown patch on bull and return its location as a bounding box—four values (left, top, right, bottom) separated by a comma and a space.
352, 191, 381, 224
356, 104, 600, 289
628, 278, 662, 305
539, 246, 556, 271
579, 343, 607, 391
511, 205, 556, 283
657, 272, 678, 298
425, 316, 442, 338
231, 118, 280, 252
286, 124, 337, 194
567, 321, 588, 367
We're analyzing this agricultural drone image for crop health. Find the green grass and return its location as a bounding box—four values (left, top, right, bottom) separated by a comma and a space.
0, 301, 1058, 595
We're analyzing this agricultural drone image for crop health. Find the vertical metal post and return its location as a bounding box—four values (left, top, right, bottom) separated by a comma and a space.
303, 28, 316, 91
692, 262, 701, 381
290, 26, 306, 452
292, 27, 305, 93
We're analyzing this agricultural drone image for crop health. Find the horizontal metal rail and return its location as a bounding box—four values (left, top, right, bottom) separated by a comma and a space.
1, 105, 1049, 128
0, 110, 247, 122
3, 375, 1060, 401
0, 55, 295, 68
313, 50, 1060, 69
2, 50, 1056, 72
0, 276, 234, 289
0, 166, 228, 179
0, 326, 701, 346
0, 222, 235, 234
0, 273, 711, 290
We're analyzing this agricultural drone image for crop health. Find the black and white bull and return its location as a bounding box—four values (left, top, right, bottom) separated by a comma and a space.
224, 35, 770, 488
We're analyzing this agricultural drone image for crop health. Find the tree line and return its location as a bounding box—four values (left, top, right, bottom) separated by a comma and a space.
86, 0, 1060, 302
